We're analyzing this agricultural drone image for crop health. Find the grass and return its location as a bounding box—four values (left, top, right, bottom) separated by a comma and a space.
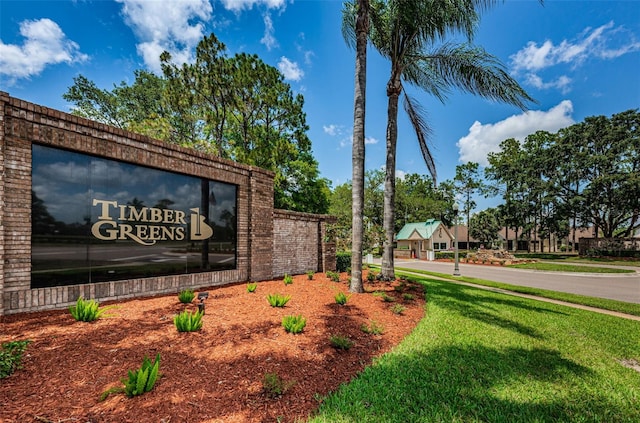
507, 262, 634, 273
392, 266, 640, 317
309, 275, 640, 423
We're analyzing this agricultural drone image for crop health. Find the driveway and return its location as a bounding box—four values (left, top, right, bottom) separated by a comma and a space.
384, 258, 640, 304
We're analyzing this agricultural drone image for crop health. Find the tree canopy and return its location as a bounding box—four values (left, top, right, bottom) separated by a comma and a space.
63, 34, 330, 214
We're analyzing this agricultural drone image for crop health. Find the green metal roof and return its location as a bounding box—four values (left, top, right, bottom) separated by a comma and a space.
396, 219, 442, 241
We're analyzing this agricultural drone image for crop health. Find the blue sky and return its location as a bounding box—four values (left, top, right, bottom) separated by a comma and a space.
2, 0, 639, 210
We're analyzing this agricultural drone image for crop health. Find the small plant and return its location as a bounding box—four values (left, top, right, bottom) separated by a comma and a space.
0, 340, 31, 379
334, 292, 350, 305
100, 353, 161, 401
282, 315, 306, 334
326, 271, 340, 282
366, 271, 377, 282
402, 293, 415, 301
174, 310, 204, 332
247, 282, 258, 293
390, 304, 406, 315
330, 334, 354, 350
69, 296, 110, 322
283, 273, 294, 285
177, 289, 195, 303
373, 291, 395, 302
361, 320, 384, 335
267, 293, 291, 307
262, 372, 295, 398
306, 270, 315, 280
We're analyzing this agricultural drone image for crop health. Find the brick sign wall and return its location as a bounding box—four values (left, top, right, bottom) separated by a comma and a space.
0, 92, 336, 316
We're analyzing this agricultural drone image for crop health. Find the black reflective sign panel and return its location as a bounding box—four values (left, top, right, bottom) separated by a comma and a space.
31, 144, 237, 288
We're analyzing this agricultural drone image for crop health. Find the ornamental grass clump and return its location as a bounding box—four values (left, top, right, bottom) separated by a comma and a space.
247, 282, 258, 293
282, 315, 306, 334
334, 292, 350, 305
283, 274, 294, 285
267, 293, 291, 307
262, 372, 295, 398
101, 353, 161, 400
329, 334, 354, 350
306, 270, 315, 280
69, 297, 111, 322
177, 289, 195, 303
174, 310, 204, 332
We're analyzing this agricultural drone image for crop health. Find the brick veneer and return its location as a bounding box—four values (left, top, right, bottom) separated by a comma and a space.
0, 93, 335, 316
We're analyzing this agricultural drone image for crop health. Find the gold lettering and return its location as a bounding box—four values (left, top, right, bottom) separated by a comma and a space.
128, 206, 148, 222
161, 226, 175, 240
175, 211, 186, 225
149, 225, 161, 240
91, 220, 118, 240
92, 199, 117, 220
119, 224, 155, 245
149, 208, 163, 223
175, 227, 185, 240
163, 209, 174, 223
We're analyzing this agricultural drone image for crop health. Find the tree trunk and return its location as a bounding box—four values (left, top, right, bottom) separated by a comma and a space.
349, 0, 369, 294
381, 75, 401, 281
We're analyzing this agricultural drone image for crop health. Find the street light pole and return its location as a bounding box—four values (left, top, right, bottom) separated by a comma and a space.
453, 203, 460, 276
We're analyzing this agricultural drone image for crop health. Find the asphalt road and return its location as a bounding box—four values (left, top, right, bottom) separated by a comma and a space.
387, 258, 640, 304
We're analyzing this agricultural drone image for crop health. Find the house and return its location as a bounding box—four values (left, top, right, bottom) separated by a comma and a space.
395, 219, 454, 260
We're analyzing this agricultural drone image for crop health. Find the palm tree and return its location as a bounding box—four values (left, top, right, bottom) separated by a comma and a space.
367, 0, 536, 279
342, 0, 370, 293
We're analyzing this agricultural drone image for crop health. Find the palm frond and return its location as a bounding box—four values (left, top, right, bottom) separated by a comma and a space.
341, 1, 358, 50
402, 93, 437, 184
425, 43, 536, 110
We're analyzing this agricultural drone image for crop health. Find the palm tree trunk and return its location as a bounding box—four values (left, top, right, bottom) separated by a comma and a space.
350, 0, 369, 294
381, 76, 401, 281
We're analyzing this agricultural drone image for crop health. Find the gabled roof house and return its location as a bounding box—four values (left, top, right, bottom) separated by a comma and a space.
395, 219, 454, 260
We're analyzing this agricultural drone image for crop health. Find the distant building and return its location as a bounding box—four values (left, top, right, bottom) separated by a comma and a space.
395, 219, 454, 260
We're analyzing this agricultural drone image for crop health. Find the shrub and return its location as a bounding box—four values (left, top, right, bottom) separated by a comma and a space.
330, 335, 354, 350
267, 293, 291, 307
177, 289, 195, 303
282, 315, 306, 334
174, 310, 204, 332
0, 340, 31, 379
336, 251, 351, 272
334, 292, 350, 305
366, 271, 377, 282
262, 372, 295, 398
69, 297, 111, 322
361, 321, 384, 335
247, 282, 257, 293
373, 291, 395, 302
402, 293, 415, 301
326, 271, 341, 282
391, 304, 406, 315
123, 353, 161, 398
283, 274, 293, 285
306, 270, 315, 280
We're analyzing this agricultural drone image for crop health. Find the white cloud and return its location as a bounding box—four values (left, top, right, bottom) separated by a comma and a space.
323, 124, 344, 136
510, 21, 640, 92
457, 100, 575, 166
365, 136, 378, 145
116, 0, 213, 72
220, 0, 286, 12
0, 18, 88, 84
260, 13, 278, 50
278, 57, 304, 81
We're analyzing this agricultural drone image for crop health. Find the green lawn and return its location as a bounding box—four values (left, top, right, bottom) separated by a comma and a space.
507, 262, 634, 273
391, 266, 640, 317
309, 276, 640, 423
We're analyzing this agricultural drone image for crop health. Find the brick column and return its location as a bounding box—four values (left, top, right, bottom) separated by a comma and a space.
247, 167, 274, 281
0, 92, 7, 316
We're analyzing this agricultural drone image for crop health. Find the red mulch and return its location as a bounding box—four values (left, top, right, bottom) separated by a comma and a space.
0, 272, 425, 423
